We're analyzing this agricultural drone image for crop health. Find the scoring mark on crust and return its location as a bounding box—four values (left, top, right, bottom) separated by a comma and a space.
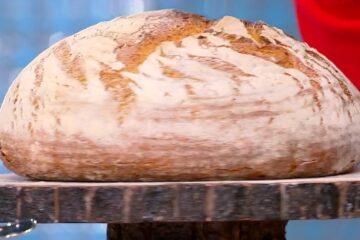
54, 41, 87, 85
99, 64, 136, 123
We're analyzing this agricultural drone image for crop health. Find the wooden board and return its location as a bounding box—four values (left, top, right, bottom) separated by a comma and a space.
1, 170, 360, 223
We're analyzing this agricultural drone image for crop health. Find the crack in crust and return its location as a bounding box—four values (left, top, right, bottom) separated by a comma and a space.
54, 41, 87, 84
101, 10, 211, 121
99, 64, 136, 123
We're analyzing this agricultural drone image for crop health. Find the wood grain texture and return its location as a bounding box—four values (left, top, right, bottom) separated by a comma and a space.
107, 221, 287, 240
0, 10, 359, 181
1, 170, 360, 223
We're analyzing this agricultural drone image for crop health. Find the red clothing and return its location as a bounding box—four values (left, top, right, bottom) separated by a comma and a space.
294, 0, 360, 89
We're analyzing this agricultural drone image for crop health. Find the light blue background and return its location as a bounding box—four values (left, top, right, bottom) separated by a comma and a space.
0, 0, 359, 239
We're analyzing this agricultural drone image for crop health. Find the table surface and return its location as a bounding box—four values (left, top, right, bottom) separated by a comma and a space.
1, 170, 360, 223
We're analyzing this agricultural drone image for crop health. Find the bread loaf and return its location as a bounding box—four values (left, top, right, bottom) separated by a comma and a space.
0, 9, 359, 181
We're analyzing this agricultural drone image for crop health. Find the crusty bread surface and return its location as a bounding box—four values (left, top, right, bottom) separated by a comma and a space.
0, 9, 359, 181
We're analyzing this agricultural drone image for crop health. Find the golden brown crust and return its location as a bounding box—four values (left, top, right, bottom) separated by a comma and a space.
115, 10, 211, 71
1, 133, 355, 181
54, 42, 87, 84
0, 10, 359, 181
95, 10, 211, 121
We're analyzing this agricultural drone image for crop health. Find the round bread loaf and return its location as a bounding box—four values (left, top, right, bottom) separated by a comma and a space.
0, 10, 359, 181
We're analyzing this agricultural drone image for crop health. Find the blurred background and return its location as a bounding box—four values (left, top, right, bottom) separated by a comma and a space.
0, 0, 359, 239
